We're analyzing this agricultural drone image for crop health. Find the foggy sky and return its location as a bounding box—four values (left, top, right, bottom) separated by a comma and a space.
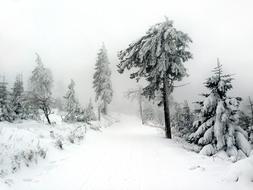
0, 0, 253, 113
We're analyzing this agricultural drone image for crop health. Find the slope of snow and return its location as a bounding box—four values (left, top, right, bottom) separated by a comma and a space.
0, 112, 117, 180
0, 114, 252, 190
0, 122, 47, 176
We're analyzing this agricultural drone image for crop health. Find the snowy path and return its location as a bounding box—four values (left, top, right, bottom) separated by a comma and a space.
2, 115, 251, 190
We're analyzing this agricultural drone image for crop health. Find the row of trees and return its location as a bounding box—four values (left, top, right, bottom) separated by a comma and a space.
118, 17, 252, 159
0, 75, 27, 122
0, 44, 113, 124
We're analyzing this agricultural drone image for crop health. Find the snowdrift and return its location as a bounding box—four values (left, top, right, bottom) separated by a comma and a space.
226, 154, 253, 184
0, 113, 117, 177
0, 122, 47, 176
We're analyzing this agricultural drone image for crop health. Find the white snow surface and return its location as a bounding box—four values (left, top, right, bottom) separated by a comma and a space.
0, 114, 252, 190
226, 154, 253, 185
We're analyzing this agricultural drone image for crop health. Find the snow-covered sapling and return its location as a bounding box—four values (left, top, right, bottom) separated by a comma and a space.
189, 60, 251, 160
63, 79, 79, 122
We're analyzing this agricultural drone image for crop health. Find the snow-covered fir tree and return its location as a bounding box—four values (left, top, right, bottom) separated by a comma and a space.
0, 76, 14, 122
63, 79, 79, 122
188, 61, 251, 160
117, 18, 193, 138
11, 74, 24, 119
29, 53, 54, 124
93, 43, 113, 117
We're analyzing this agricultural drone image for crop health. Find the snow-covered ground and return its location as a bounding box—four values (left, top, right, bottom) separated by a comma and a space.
0, 114, 252, 190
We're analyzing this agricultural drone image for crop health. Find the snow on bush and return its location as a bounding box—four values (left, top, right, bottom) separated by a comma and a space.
67, 126, 86, 144
0, 112, 117, 177
0, 124, 47, 176
49, 123, 87, 149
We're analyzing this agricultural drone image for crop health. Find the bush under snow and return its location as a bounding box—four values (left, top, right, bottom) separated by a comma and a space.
0, 113, 117, 177
0, 123, 47, 176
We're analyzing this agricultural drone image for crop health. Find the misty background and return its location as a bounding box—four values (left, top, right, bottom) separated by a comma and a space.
0, 0, 253, 113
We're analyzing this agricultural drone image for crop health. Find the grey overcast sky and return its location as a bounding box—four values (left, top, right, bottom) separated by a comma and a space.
0, 0, 253, 112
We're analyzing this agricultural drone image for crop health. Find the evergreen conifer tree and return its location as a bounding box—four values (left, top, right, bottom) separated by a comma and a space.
63, 79, 79, 122
11, 74, 24, 118
93, 43, 113, 117
117, 18, 192, 138
0, 76, 14, 122
189, 60, 251, 160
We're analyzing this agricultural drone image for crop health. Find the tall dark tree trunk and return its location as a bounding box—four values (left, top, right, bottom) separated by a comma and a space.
163, 75, 172, 139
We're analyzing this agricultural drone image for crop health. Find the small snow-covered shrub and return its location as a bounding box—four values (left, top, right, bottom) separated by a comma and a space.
67, 126, 86, 144
50, 123, 87, 146
55, 139, 63, 150
0, 126, 47, 176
